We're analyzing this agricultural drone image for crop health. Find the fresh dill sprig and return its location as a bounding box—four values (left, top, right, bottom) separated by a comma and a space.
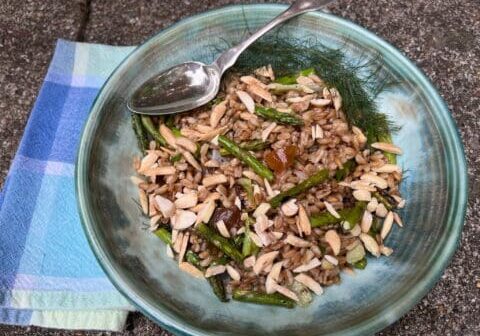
210, 33, 398, 142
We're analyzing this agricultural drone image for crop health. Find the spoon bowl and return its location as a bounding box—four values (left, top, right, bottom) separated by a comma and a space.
127, 0, 329, 115
128, 62, 220, 115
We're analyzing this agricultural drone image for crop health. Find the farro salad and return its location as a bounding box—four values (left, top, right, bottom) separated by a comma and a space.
130, 66, 404, 308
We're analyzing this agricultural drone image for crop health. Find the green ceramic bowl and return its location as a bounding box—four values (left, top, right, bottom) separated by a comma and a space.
76, 4, 467, 335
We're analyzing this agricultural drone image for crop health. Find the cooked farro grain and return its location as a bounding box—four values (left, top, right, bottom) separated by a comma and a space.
131, 66, 404, 308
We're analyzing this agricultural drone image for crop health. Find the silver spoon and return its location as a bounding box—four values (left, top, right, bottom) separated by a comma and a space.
128, 0, 331, 115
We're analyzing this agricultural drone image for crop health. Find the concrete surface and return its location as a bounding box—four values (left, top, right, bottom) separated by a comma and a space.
0, 0, 479, 335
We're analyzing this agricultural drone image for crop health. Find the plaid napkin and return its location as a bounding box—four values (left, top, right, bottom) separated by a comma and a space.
0, 40, 137, 331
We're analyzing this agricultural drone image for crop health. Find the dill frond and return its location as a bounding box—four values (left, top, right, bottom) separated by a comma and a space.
213, 33, 398, 142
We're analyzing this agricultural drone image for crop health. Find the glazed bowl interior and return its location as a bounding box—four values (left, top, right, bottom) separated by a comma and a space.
76, 5, 467, 336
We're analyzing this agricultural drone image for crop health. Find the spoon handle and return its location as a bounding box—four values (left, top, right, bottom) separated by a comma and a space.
212, 0, 333, 74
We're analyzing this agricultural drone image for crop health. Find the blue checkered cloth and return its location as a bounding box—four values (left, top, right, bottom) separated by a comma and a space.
0, 40, 137, 331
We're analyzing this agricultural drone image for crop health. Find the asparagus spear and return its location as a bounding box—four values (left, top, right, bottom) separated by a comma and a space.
140, 115, 167, 146
373, 191, 393, 210
219, 139, 269, 156
232, 289, 296, 308
131, 113, 149, 154
196, 223, 244, 263
269, 169, 330, 208
237, 178, 255, 206
154, 228, 172, 245
335, 159, 356, 181
310, 202, 366, 229
186, 251, 228, 302
170, 153, 182, 163
352, 257, 368, 270
242, 217, 259, 257
218, 135, 274, 181
275, 68, 316, 85
254, 106, 304, 126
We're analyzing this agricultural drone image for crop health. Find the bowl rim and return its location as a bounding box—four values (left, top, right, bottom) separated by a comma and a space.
76, 4, 468, 336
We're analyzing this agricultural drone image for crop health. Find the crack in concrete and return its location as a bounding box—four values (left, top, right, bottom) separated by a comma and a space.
76, 0, 92, 41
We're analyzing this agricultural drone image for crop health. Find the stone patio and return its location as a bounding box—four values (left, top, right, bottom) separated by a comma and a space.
0, 0, 478, 335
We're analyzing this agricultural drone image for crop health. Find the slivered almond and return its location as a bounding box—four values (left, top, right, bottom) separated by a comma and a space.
210, 101, 227, 128
298, 205, 312, 236
202, 174, 228, 187
143, 166, 176, 177
367, 197, 379, 212
159, 125, 177, 148
154, 195, 175, 218
330, 88, 342, 111
253, 202, 271, 218
350, 180, 377, 192
253, 251, 279, 274
171, 229, 179, 244
350, 224, 361, 236
286, 95, 314, 103
360, 233, 380, 257
243, 255, 256, 268
236, 90, 255, 113
178, 232, 189, 263
176, 137, 197, 153
311, 126, 316, 140
324, 201, 340, 219
242, 171, 264, 186
255, 214, 270, 232
173, 232, 183, 252
284, 234, 311, 247
380, 245, 394, 256
375, 203, 388, 217
293, 257, 321, 273
266, 261, 283, 294
205, 265, 226, 278
295, 274, 323, 295
381, 211, 394, 239
371, 142, 403, 155
240, 75, 267, 88
138, 152, 159, 172
181, 151, 202, 171
174, 193, 198, 209
248, 84, 273, 102
179, 262, 204, 278
281, 199, 299, 217
234, 196, 242, 210
361, 210, 373, 233
138, 189, 148, 215
393, 212, 403, 227
273, 283, 299, 301
374, 164, 401, 173
216, 220, 230, 238
324, 255, 338, 266
320, 87, 330, 100
315, 125, 323, 139
310, 98, 331, 107
296, 75, 314, 85
264, 178, 275, 198
262, 122, 277, 141
325, 230, 341, 255
352, 126, 367, 144
196, 200, 216, 224
172, 210, 196, 230
210, 135, 219, 146
149, 215, 161, 231
361, 173, 388, 189
226, 265, 241, 281
353, 189, 371, 201
249, 232, 263, 247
